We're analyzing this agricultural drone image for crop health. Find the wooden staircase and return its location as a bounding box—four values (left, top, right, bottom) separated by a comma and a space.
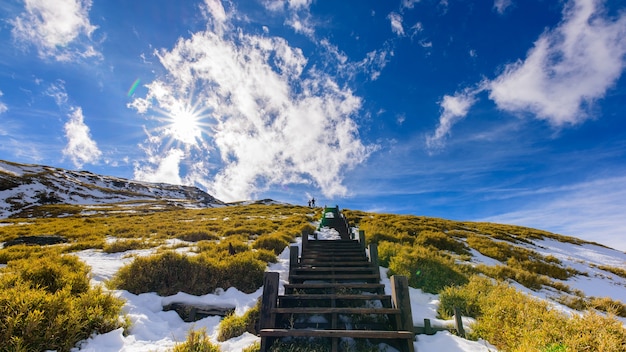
259, 238, 415, 352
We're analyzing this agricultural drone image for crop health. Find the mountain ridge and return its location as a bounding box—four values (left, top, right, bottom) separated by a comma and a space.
0, 159, 226, 218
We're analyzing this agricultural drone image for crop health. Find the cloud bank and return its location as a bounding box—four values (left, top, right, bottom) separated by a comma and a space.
428, 0, 626, 149
62, 107, 102, 168
10, 0, 100, 61
130, 1, 374, 201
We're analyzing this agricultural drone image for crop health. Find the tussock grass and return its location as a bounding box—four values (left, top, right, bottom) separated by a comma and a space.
438, 276, 626, 351
217, 299, 260, 341
172, 328, 220, 352
0, 253, 126, 352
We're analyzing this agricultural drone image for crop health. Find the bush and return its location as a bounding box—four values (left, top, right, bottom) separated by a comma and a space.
0, 254, 126, 352
377, 241, 402, 267
242, 342, 260, 352
415, 230, 469, 255
112, 250, 266, 296
219, 253, 266, 294
177, 231, 218, 242
102, 239, 154, 253
111, 251, 218, 296
387, 245, 469, 294
217, 299, 261, 341
441, 276, 626, 352
438, 276, 495, 319
172, 328, 220, 352
8, 254, 90, 295
252, 234, 289, 255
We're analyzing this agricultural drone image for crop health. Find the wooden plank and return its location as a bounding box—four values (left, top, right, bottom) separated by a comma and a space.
390, 275, 415, 352
454, 307, 466, 338
279, 294, 390, 300
369, 243, 379, 268
260, 272, 279, 352
289, 246, 299, 276
260, 329, 414, 339
272, 307, 401, 314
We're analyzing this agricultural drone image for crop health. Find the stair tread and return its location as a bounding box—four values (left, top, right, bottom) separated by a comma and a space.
260, 328, 414, 339
272, 307, 399, 314
279, 294, 389, 300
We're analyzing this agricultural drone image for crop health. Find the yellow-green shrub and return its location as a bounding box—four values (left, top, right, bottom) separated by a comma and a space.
111, 251, 218, 296
218, 253, 266, 294
377, 241, 402, 267
112, 250, 267, 295
415, 230, 469, 255
172, 328, 220, 352
217, 299, 260, 341
7, 254, 90, 295
387, 245, 469, 294
102, 239, 155, 253
440, 276, 626, 352
475, 264, 550, 291
242, 342, 260, 352
177, 231, 218, 242
0, 254, 126, 352
252, 234, 289, 255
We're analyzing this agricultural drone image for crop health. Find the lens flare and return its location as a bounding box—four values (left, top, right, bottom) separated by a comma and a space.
127, 78, 141, 97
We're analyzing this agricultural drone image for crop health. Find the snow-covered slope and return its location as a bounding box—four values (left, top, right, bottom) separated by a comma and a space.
0, 160, 226, 218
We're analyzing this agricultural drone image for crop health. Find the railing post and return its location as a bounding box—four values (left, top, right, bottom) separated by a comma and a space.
368, 243, 379, 268
358, 230, 366, 249
302, 230, 308, 250
289, 246, 299, 278
391, 275, 415, 352
423, 318, 432, 335
260, 272, 279, 352
454, 307, 466, 338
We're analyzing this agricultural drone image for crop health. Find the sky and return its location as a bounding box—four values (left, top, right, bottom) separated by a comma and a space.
1, 0, 626, 250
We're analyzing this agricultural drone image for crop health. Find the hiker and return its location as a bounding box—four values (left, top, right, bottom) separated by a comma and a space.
311, 198, 315, 207
308, 199, 312, 207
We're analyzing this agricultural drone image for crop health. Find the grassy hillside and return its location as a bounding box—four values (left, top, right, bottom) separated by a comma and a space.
1, 204, 625, 351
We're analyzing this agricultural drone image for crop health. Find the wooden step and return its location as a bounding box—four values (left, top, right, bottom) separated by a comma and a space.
293, 267, 377, 273
260, 328, 414, 340
300, 255, 367, 261
279, 294, 390, 301
284, 283, 385, 294
289, 274, 380, 283
299, 261, 373, 267
272, 307, 400, 315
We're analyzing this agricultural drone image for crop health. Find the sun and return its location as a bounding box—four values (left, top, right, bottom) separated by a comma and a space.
160, 102, 209, 147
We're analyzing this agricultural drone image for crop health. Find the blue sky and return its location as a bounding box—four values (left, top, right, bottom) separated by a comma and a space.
1, 0, 626, 250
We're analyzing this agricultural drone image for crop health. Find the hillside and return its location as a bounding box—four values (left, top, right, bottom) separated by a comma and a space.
0, 159, 225, 218
0, 160, 625, 351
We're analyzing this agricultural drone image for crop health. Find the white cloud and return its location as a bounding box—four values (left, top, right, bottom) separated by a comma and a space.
428, 0, 626, 149
426, 89, 478, 150
10, 0, 100, 62
0, 91, 7, 114
388, 12, 405, 36
62, 107, 102, 168
263, 0, 315, 36
134, 148, 184, 185
493, 0, 513, 14
203, 0, 227, 23
481, 176, 626, 252
45, 80, 69, 106
489, 0, 626, 126
131, 21, 374, 201
401, 0, 421, 10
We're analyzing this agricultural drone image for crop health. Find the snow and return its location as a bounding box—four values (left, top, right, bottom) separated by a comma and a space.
73, 228, 502, 351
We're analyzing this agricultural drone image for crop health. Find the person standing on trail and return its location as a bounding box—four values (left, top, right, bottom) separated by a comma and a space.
308, 199, 312, 207
312, 198, 315, 207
